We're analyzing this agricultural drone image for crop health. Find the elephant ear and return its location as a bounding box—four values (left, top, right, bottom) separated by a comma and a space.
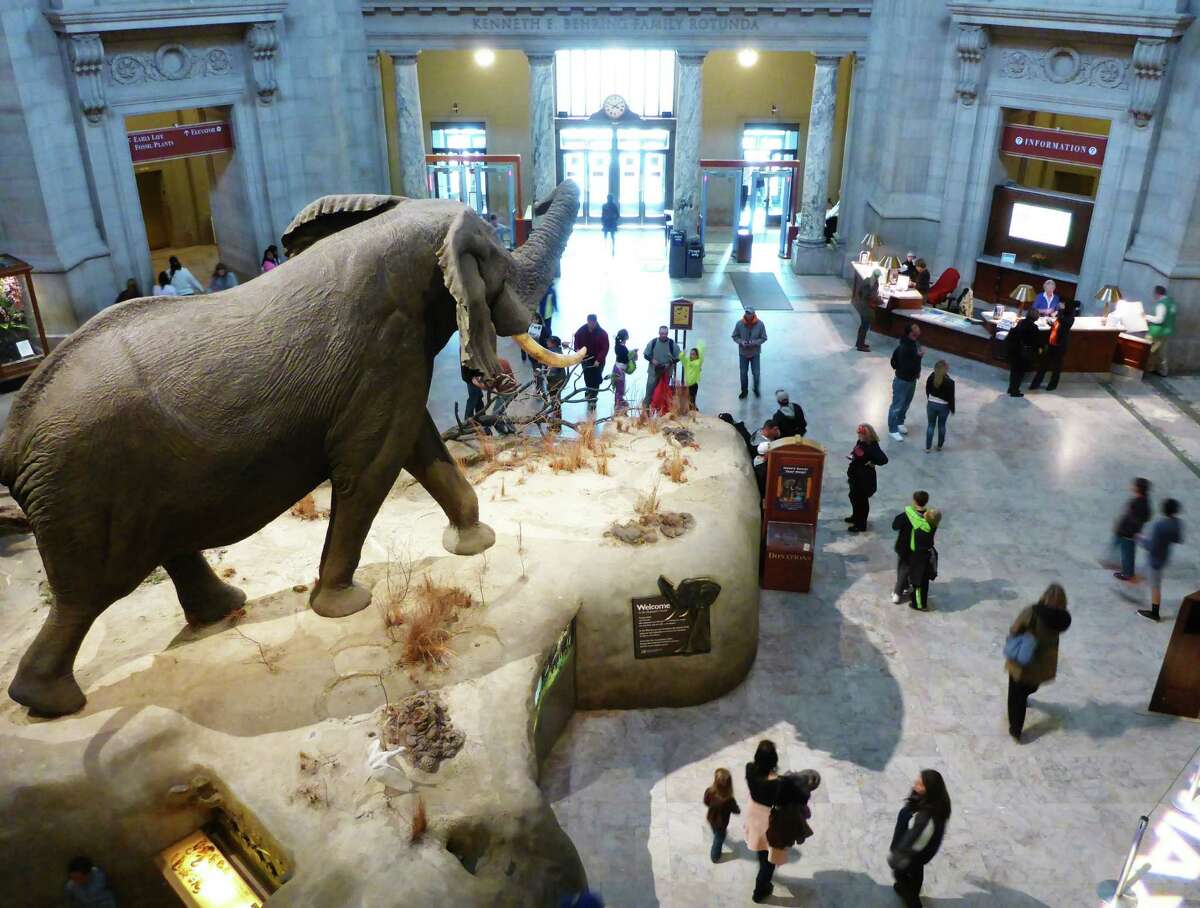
281, 194, 406, 257
438, 206, 507, 377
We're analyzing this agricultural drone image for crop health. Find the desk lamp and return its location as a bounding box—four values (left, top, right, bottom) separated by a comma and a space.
859, 233, 882, 263
1095, 284, 1123, 324
1009, 284, 1035, 312
877, 255, 902, 285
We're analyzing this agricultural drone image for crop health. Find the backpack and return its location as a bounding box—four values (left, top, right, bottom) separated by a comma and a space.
1004, 614, 1037, 666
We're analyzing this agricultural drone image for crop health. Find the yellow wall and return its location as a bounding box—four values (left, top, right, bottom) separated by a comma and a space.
125, 109, 217, 249
383, 50, 854, 225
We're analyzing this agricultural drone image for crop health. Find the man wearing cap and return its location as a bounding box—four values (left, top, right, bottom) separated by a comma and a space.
573, 313, 610, 412
732, 307, 768, 399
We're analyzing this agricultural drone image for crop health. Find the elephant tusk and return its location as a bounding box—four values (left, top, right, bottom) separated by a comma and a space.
512, 333, 587, 368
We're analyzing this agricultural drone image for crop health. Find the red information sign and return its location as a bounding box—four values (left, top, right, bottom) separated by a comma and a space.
1000, 124, 1107, 168
127, 121, 234, 164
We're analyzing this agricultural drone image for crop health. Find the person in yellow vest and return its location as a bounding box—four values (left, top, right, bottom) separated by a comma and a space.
684, 340, 706, 410
1144, 284, 1177, 377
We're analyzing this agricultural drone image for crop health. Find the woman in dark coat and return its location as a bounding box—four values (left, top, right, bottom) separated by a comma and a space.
846, 422, 889, 533
889, 769, 951, 908
743, 740, 791, 903
1005, 583, 1072, 742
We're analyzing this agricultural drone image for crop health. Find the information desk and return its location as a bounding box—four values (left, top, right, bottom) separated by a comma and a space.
872, 306, 1126, 373
851, 261, 924, 311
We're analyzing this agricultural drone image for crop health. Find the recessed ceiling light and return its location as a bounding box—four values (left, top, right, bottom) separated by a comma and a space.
474, 48, 496, 68
737, 49, 759, 68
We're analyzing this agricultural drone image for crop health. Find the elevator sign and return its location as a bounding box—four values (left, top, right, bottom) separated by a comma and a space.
1000, 124, 1107, 168
127, 121, 234, 164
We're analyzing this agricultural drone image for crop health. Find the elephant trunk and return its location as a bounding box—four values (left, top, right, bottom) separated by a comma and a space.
491, 180, 580, 337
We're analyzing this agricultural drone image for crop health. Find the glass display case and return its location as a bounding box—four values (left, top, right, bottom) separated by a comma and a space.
0, 254, 50, 381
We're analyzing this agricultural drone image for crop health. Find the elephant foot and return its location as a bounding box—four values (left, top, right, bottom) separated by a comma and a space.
9, 671, 86, 717
443, 521, 496, 556
182, 582, 247, 627
310, 581, 372, 619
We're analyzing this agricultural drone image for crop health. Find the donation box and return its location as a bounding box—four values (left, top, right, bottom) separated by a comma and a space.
761, 441, 825, 592
1149, 589, 1200, 718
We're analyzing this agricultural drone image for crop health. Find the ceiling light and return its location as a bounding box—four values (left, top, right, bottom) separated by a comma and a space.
474, 48, 495, 68
738, 49, 759, 68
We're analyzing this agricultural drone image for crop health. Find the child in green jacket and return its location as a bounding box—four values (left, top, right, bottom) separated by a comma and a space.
684, 341, 706, 409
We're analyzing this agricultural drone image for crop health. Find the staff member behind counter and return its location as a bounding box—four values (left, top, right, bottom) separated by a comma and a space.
1032, 280, 1060, 318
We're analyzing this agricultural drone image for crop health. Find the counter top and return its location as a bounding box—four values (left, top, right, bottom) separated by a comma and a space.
982, 313, 1126, 334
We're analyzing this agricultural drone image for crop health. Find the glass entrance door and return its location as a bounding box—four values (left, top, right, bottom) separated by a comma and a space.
559, 125, 671, 224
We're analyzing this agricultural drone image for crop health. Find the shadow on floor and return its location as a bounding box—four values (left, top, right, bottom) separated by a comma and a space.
928, 576, 1020, 613
778, 870, 1054, 907
1022, 697, 1173, 743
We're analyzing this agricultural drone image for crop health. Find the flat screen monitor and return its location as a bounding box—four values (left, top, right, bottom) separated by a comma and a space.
1008, 202, 1072, 248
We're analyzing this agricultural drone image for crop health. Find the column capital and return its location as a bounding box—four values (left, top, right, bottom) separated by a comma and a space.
677, 51, 708, 65
245, 22, 279, 105
526, 51, 555, 65
67, 33, 105, 123
393, 52, 420, 66
1130, 37, 1169, 128
813, 53, 843, 68
954, 23, 988, 107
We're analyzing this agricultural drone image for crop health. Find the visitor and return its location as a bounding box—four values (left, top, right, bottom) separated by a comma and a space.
772, 389, 807, 438
612, 329, 635, 412
907, 507, 941, 611
642, 326, 680, 409
167, 256, 205, 296
751, 420, 783, 495
1108, 477, 1152, 582
901, 252, 918, 279
888, 770, 951, 908
924, 360, 955, 452
545, 335, 567, 431
461, 364, 487, 428
852, 268, 878, 352
1030, 298, 1074, 391
600, 194, 619, 255
1139, 498, 1183, 622
573, 314, 610, 413
732, 307, 768, 400
1033, 279, 1059, 317
913, 258, 931, 296
744, 740, 787, 903
684, 341, 706, 409
1005, 307, 1041, 398
559, 890, 605, 908
1004, 582, 1072, 743
486, 213, 511, 246
65, 855, 117, 908
702, 767, 741, 863
891, 490, 932, 606
151, 271, 179, 297
208, 262, 238, 293
531, 280, 558, 360
113, 278, 140, 305
1144, 284, 1177, 377
887, 322, 923, 440
261, 245, 282, 272
846, 423, 889, 533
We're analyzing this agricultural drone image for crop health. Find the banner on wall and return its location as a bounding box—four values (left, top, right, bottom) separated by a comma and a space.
127, 121, 234, 164
1000, 124, 1107, 168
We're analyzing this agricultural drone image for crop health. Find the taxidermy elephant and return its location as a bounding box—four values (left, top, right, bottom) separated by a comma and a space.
0, 181, 583, 717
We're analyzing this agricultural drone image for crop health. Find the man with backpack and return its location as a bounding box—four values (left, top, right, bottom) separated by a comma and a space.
642, 326, 681, 409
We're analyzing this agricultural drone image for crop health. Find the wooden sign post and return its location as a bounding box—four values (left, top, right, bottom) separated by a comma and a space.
669, 298, 694, 387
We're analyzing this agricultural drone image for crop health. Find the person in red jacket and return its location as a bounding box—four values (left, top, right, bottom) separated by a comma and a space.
574, 314, 610, 413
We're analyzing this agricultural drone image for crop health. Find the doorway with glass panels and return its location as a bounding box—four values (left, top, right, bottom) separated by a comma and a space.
559, 126, 670, 224
740, 124, 800, 232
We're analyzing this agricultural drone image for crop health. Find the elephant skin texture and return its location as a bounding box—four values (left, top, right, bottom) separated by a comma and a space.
0, 182, 579, 717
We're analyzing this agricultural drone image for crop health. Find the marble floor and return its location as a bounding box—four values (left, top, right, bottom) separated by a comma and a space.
2, 228, 1199, 906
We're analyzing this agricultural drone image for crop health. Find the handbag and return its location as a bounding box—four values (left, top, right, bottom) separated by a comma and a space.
926, 546, 938, 582
625, 353, 637, 375
1004, 630, 1037, 666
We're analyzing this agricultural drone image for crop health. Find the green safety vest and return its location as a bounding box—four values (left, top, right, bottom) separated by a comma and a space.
905, 505, 931, 551
1148, 295, 1176, 339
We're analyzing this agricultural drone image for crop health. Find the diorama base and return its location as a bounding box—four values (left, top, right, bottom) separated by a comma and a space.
0, 415, 760, 905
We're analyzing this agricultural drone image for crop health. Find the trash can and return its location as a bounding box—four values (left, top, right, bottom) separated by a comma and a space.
735, 229, 753, 264
668, 229, 687, 278
685, 238, 704, 279
785, 224, 799, 259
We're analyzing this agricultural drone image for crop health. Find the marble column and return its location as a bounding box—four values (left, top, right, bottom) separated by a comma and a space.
672, 52, 705, 236
392, 53, 428, 198
528, 52, 557, 208
797, 54, 841, 247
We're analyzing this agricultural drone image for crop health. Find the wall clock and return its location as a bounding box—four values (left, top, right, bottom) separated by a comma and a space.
602, 94, 628, 120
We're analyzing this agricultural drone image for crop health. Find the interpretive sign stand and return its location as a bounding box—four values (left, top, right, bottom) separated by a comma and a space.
760, 442, 825, 593
1149, 590, 1200, 718
669, 298, 694, 387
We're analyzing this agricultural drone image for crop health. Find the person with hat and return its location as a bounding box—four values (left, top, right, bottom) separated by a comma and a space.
732, 307, 768, 399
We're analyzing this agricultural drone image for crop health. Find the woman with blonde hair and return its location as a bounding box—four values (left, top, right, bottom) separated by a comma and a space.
846, 422, 889, 533
924, 360, 955, 452
1004, 583, 1072, 742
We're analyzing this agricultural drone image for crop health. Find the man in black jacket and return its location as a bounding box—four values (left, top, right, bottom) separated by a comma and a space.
888, 323, 924, 441
1030, 299, 1074, 391
1005, 308, 1042, 397
892, 490, 931, 605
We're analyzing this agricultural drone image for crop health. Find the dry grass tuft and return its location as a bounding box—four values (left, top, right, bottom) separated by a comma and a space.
410, 796, 428, 843
379, 542, 417, 641
671, 384, 692, 419
661, 448, 690, 483
635, 482, 662, 518
577, 417, 598, 453
290, 493, 328, 520
595, 450, 611, 476
400, 575, 475, 670
549, 438, 588, 473
473, 426, 496, 463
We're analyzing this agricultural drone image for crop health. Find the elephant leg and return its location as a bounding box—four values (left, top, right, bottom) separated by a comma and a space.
310, 435, 411, 619
406, 410, 496, 556
164, 552, 246, 626
8, 601, 99, 716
